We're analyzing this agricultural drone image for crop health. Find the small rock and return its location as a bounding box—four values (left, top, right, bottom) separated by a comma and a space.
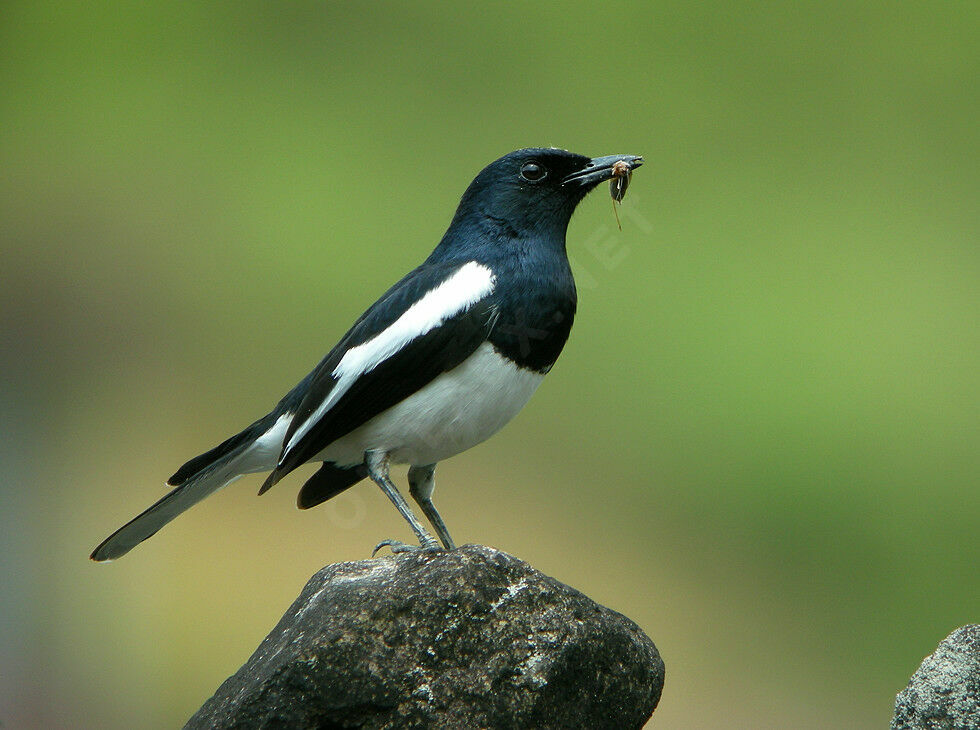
892, 624, 980, 730
186, 544, 664, 730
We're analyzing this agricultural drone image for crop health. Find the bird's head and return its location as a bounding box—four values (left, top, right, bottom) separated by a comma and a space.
446, 147, 643, 242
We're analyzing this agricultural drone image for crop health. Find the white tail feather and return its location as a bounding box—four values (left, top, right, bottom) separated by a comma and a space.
90, 415, 290, 561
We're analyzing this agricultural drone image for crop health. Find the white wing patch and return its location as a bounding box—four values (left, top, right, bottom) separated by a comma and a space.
281, 261, 495, 461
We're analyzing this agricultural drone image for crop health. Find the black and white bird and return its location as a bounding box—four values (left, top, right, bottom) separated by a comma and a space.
90, 148, 642, 561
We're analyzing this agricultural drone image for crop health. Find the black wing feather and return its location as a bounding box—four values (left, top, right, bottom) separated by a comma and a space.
296, 462, 368, 509
262, 260, 495, 491
275, 302, 492, 480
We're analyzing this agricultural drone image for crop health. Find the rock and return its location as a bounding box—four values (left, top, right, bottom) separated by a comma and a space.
186, 544, 664, 730
891, 624, 980, 730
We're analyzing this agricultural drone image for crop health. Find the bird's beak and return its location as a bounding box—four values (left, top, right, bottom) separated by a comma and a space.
562, 154, 644, 188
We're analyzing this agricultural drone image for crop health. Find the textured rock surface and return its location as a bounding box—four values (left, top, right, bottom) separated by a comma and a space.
892, 624, 980, 730
186, 544, 664, 730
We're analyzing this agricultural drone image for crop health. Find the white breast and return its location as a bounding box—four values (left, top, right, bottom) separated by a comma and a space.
316, 342, 544, 467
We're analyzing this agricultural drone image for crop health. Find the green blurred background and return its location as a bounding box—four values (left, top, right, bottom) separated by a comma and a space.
1, 2, 977, 728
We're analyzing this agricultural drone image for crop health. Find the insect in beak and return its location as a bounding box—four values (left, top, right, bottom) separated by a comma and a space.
609, 159, 632, 230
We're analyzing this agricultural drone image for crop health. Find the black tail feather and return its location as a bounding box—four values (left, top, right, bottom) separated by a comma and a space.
168, 414, 274, 486
92, 412, 283, 561
89, 483, 185, 561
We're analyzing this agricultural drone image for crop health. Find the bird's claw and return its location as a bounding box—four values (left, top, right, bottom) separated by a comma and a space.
372, 538, 443, 557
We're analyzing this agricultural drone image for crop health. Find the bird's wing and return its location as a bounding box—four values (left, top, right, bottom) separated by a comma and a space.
263, 259, 498, 489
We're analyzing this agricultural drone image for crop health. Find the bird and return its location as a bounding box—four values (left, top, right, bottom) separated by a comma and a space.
90, 147, 643, 561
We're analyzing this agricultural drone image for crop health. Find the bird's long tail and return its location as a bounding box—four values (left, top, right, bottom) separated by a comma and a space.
89, 412, 289, 561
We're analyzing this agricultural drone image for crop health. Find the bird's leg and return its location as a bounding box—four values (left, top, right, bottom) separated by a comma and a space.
408, 464, 456, 550
365, 450, 442, 555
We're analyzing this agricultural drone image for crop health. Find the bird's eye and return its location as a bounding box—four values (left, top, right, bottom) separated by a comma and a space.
520, 162, 547, 182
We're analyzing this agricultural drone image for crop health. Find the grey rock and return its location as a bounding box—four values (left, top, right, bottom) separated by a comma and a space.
892, 624, 980, 730
186, 544, 664, 730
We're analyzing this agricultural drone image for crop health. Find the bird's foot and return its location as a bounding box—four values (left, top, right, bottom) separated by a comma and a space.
372, 537, 443, 557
